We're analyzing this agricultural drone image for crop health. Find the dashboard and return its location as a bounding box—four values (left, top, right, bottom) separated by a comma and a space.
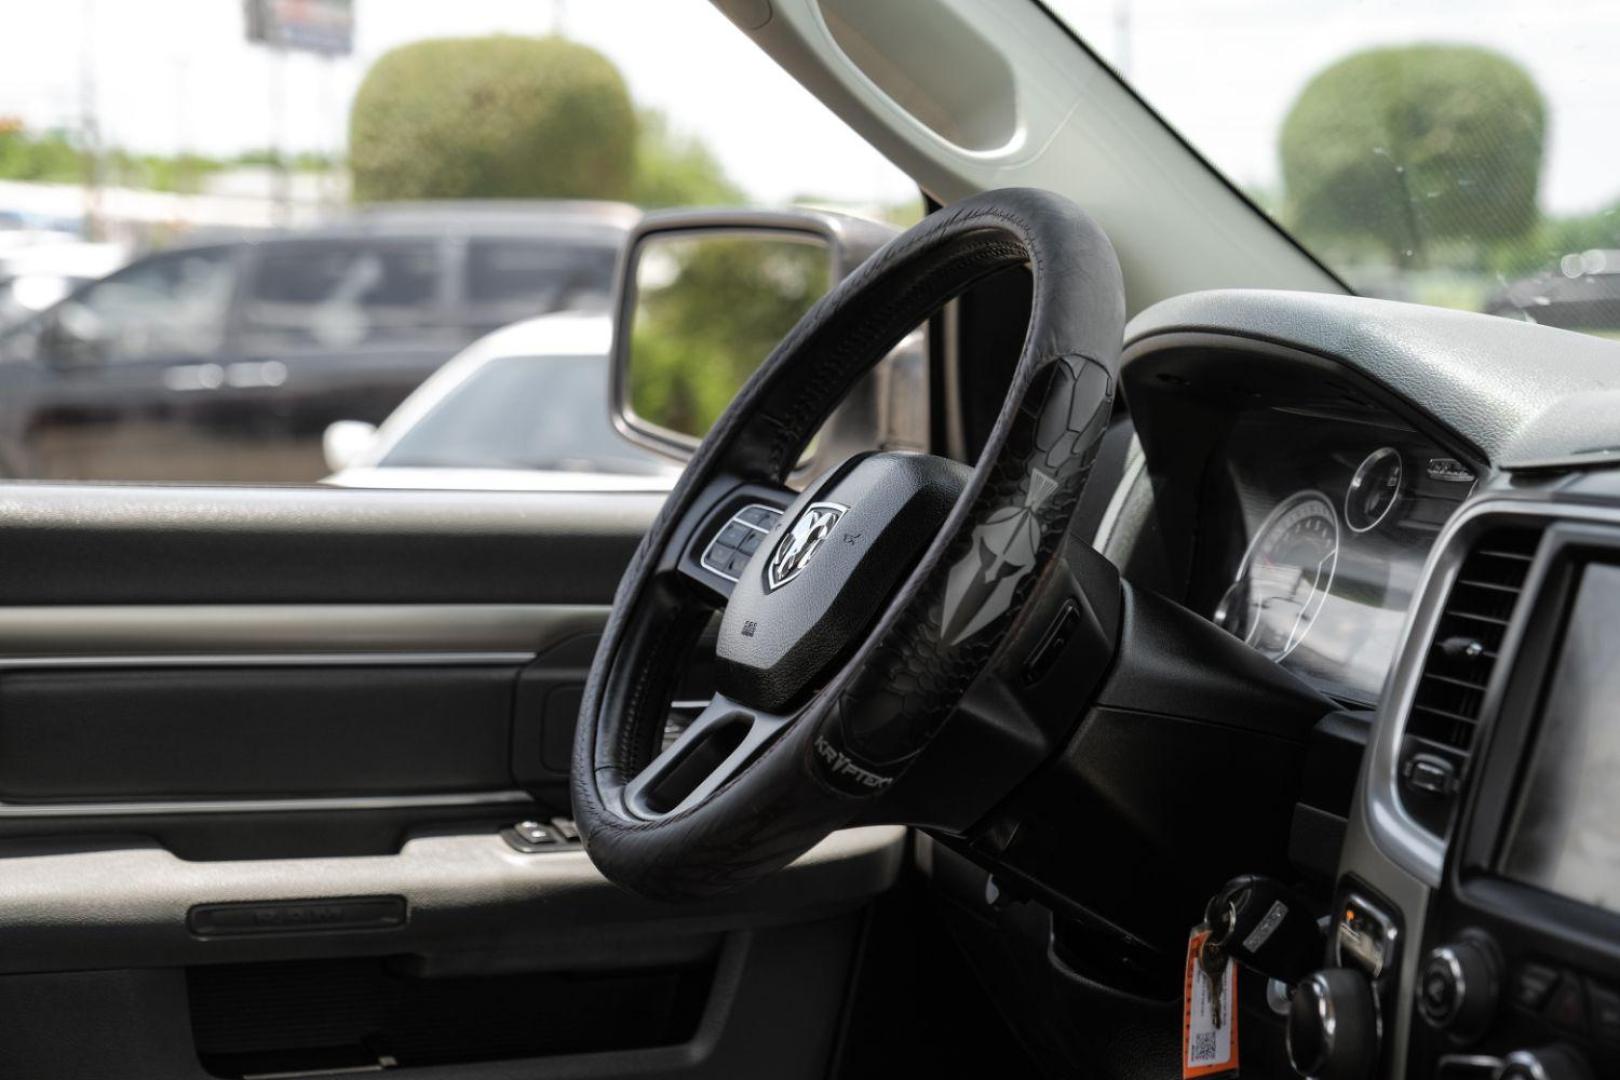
1114, 291, 1620, 1080
1112, 324, 1481, 710
1192, 407, 1474, 704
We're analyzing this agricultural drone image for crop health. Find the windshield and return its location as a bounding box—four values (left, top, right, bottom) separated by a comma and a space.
1047, 0, 1620, 339
380, 352, 675, 476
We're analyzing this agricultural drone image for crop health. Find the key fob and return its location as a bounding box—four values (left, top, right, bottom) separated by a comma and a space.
1204, 875, 1325, 985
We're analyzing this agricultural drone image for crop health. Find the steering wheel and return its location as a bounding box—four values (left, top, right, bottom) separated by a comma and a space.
572, 188, 1125, 900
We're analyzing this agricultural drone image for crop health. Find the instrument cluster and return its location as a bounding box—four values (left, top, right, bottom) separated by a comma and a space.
1194, 407, 1475, 704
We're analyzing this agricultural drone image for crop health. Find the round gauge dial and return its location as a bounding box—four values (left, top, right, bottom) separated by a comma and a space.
1345, 447, 1403, 533
1215, 491, 1340, 661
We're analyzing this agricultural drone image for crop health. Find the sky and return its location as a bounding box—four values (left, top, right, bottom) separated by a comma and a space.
0, 0, 917, 207
1, 0, 1618, 216
1054, 0, 1620, 216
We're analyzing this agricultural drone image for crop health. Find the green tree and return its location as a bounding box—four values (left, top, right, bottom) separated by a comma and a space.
1280, 45, 1545, 267
629, 236, 829, 437
0, 122, 81, 183
349, 35, 636, 202
631, 109, 742, 208
1487, 202, 1620, 277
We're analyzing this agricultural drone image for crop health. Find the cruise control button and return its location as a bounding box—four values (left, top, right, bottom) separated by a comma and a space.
718, 522, 751, 547
725, 550, 751, 576
1516, 964, 1559, 1010
739, 530, 761, 555
739, 506, 779, 526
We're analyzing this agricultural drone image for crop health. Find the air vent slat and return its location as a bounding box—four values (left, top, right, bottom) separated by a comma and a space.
1446, 610, 1511, 627
1399, 523, 1541, 838
1454, 578, 1522, 594
1423, 672, 1490, 693
1412, 704, 1480, 726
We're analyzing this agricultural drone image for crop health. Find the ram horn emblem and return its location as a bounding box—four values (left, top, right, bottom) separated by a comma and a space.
767, 502, 846, 590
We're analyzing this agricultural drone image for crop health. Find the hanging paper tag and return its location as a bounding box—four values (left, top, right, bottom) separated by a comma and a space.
1183, 928, 1239, 1079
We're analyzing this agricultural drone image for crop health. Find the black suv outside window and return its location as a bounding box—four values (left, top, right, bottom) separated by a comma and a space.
59, 247, 238, 363
463, 239, 620, 330
241, 239, 446, 352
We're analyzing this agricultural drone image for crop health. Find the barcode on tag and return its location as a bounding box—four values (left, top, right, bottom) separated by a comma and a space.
1183, 929, 1239, 1079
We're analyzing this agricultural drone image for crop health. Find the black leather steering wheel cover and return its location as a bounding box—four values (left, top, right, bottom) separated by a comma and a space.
573, 188, 1124, 900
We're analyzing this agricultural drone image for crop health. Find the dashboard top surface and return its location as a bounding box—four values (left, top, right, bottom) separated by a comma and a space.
1125, 289, 1620, 470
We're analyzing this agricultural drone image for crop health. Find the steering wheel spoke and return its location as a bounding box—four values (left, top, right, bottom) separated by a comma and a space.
622, 694, 797, 820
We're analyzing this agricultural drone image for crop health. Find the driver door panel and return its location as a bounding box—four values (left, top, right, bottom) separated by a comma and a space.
0, 484, 899, 1079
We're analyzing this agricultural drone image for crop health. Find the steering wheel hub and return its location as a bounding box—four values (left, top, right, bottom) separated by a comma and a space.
718, 452, 971, 713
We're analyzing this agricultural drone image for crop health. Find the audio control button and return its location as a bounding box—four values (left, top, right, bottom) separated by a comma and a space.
1423, 963, 1459, 1020
1419, 936, 1500, 1040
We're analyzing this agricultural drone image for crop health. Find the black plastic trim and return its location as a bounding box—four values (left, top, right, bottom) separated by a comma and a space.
0, 485, 660, 605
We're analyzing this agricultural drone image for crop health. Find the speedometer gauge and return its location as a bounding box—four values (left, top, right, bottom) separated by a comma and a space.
1214, 491, 1340, 661
1345, 446, 1402, 533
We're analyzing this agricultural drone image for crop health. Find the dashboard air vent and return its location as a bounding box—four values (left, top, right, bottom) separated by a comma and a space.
1400, 525, 1540, 834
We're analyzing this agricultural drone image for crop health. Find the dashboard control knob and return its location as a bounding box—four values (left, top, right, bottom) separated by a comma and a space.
1499, 1045, 1593, 1080
1287, 968, 1378, 1080
1418, 936, 1501, 1039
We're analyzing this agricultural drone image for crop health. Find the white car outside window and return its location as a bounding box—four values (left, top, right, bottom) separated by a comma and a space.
324, 313, 681, 492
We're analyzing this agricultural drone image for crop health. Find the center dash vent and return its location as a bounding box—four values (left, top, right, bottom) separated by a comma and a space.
1399, 525, 1541, 835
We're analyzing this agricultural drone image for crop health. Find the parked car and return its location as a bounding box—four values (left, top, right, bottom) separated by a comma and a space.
0, 200, 637, 481
1485, 249, 1620, 337
322, 312, 680, 492
0, 239, 129, 330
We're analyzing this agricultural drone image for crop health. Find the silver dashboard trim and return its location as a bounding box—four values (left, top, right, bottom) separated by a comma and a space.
0, 790, 534, 818
1365, 496, 1617, 886
1092, 434, 1146, 552
1336, 890, 1399, 982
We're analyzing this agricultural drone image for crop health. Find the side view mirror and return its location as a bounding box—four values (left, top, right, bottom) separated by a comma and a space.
322, 419, 379, 473
610, 208, 900, 462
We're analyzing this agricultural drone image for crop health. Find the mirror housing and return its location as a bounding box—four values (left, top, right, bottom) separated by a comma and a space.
322, 419, 379, 473
610, 207, 901, 462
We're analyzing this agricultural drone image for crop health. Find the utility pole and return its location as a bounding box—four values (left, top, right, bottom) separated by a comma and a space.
174, 55, 192, 190
270, 40, 290, 225
79, 0, 102, 239
319, 52, 344, 215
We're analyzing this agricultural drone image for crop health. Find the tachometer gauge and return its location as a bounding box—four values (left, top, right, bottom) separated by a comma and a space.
1345, 447, 1402, 533
1214, 491, 1340, 661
